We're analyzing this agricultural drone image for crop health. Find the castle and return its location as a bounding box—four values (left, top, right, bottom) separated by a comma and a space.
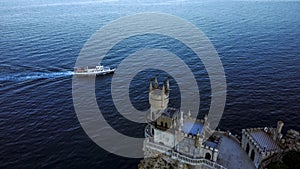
141, 77, 300, 169
143, 77, 225, 169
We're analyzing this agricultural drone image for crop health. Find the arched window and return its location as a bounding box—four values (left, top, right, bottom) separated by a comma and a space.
250, 149, 255, 161
152, 128, 154, 135
246, 143, 250, 154
165, 122, 168, 128
161, 122, 163, 127
185, 146, 189, 153
205, 153, 211, 160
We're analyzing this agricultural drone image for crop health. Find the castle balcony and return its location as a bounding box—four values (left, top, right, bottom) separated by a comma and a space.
171, 151, 227, 169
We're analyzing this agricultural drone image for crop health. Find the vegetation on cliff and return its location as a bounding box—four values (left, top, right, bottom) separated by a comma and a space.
267, 151, 300, 169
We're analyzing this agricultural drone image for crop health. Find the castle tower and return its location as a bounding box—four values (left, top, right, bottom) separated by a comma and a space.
274, 121, 284, 141
277, 121, 284, 134
148, 77, 169, 121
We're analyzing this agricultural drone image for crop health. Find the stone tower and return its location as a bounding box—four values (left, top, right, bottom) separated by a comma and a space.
274, 121, 284, 141
148, 77, 170, 122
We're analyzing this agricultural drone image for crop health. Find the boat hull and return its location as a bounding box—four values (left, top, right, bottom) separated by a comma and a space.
74, 69, 115, 76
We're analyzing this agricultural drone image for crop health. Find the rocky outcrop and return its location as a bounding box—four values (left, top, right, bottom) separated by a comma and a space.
138, 155, 187, 169
284, 129, 300, 151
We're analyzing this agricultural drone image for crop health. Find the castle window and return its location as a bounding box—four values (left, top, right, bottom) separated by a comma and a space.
161, 122, 163, 127
165, 122, 168, 128
246, 143, 250, 154
152, 128, 154, 135
250, 149, 255, 161
205, 153, 211, 160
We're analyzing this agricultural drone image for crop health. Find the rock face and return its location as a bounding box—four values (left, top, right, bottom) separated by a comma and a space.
138, 155, 184, 169
284, 129, 300, 151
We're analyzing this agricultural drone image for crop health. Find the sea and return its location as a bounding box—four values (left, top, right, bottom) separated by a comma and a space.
0, 0, 299, 168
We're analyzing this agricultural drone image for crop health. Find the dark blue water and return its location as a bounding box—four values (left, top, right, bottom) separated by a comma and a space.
1, 0, 300, 168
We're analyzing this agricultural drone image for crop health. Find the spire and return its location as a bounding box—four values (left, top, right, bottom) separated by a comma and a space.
197, 129, 201, 136
180, 111, 184, 127
161, 84, 165, 107
204, 114, 209, 130
154, 77, 158, 88
188, 110, 191, 118
149, 80, 152, 92
204, 114, 208, 123
166, 77, 170, 91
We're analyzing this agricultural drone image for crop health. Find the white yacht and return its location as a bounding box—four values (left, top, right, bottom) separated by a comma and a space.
74, 65, 115, 76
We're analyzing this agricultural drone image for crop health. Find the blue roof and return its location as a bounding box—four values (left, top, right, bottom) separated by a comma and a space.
204, 141, 218, 149
182, 121, 203, 135
249, 131, 281, 151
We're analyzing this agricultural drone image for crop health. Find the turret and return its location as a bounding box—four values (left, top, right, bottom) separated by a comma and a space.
203, 114, 209, 139
166, 77, 170, 91
154, 77, 158, 89
204, 114, 208, 124
277, 121, 284, 135
274, 121, 284, 141
180, 111, 184, 128
195, 130, 200, 148
161, 84, 165, 108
